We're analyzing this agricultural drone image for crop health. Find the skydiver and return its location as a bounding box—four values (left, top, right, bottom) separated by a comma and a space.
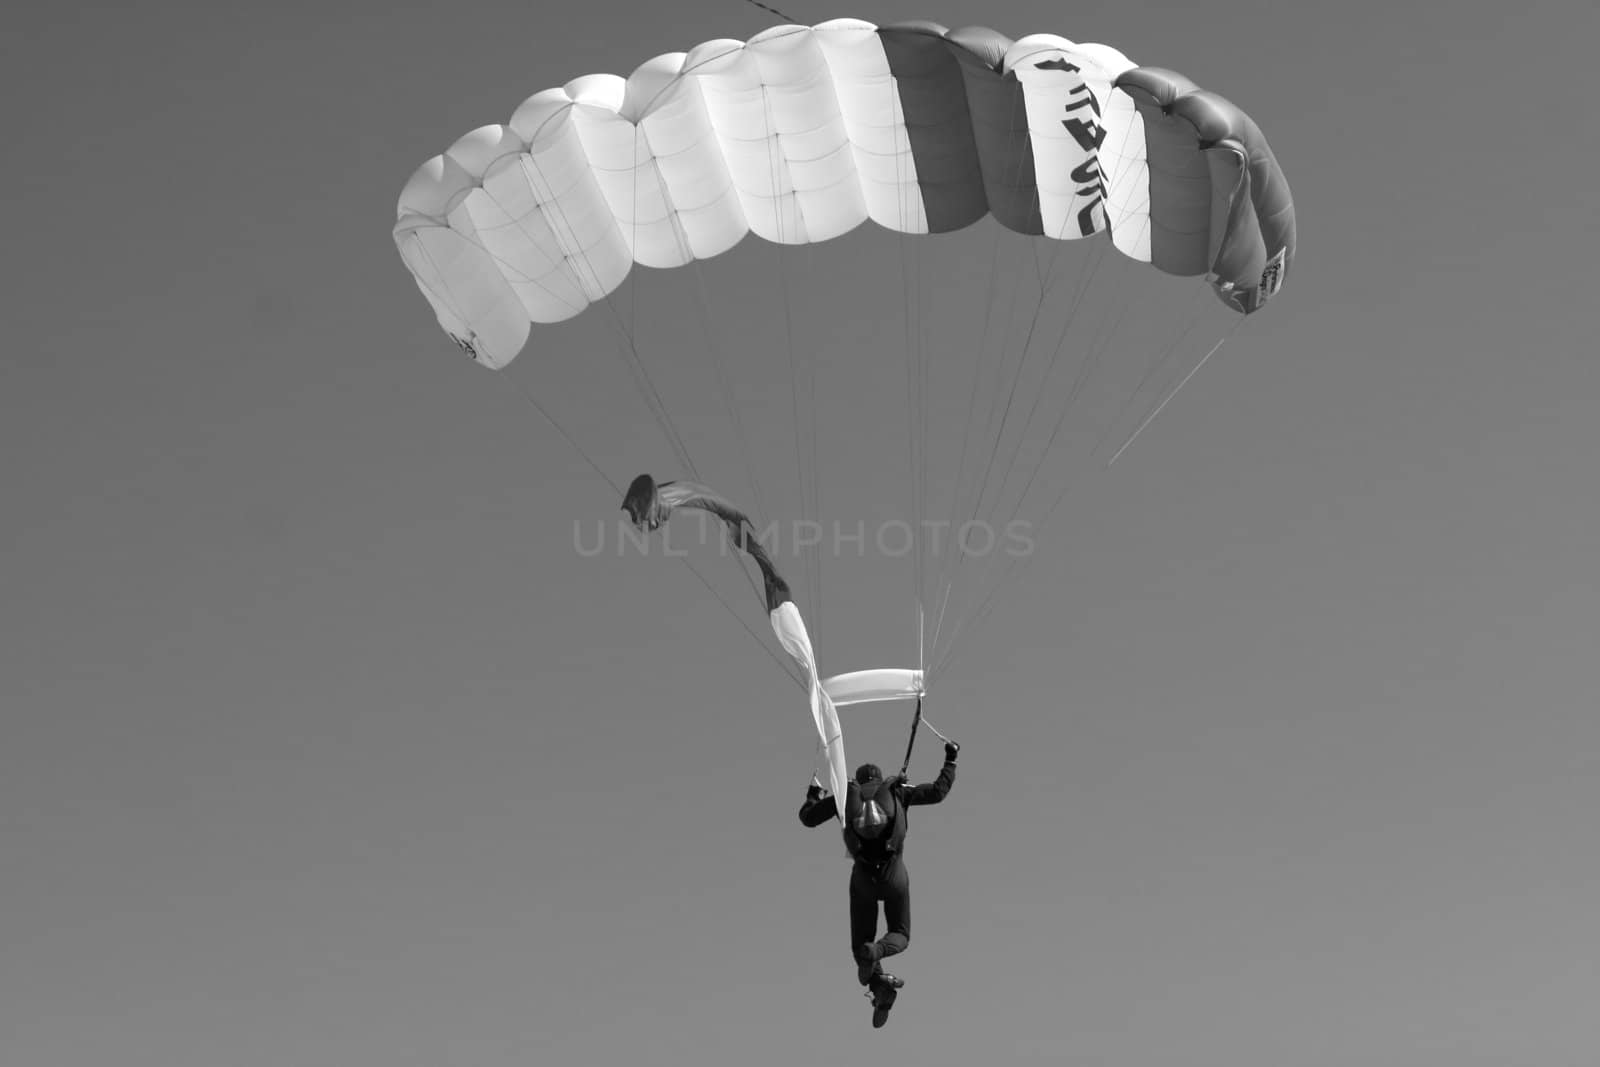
798, 742, 959, 1028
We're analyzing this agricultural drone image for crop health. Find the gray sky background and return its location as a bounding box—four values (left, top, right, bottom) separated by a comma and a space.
5, 1, 1598, 1065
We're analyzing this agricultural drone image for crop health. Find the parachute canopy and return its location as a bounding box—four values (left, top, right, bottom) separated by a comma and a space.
395, 19, 1299, 838
394, 18, 1295, 367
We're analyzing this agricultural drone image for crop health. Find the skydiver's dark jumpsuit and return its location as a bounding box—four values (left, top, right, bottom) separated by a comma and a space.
798, 759, 956, 984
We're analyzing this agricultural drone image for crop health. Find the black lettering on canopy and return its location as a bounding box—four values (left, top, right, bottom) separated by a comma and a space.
1063, 85, 1107, 235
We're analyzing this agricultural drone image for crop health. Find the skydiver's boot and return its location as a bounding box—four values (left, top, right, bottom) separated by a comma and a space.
867, 972, 904, 1029
854, 942, 880, 986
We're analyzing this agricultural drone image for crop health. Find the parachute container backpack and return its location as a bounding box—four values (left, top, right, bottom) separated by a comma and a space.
852, 785, 890, 840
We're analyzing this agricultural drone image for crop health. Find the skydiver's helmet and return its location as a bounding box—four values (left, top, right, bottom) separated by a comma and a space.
852, 763, 890, 839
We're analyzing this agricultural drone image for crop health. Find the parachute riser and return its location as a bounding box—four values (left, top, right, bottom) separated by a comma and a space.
898, 697, 923, 780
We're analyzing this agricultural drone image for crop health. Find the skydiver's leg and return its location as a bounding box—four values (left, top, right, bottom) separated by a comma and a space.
849, 864, 883, 985
875, 859, 910, 960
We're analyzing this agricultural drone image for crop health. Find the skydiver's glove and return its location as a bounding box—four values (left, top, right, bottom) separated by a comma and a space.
944, 741, 961, 762
806, 782, 823, 801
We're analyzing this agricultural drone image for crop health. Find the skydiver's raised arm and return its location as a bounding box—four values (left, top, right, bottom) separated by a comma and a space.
799, 781, 838, 826
903, 742, 960, 806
